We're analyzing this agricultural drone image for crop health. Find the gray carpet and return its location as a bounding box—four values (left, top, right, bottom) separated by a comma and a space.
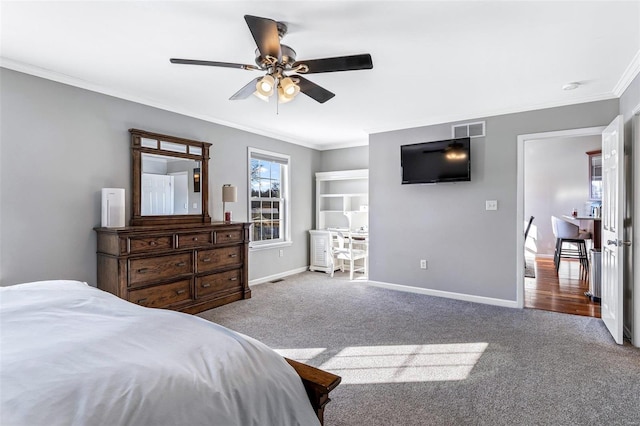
198, 271, 640, 426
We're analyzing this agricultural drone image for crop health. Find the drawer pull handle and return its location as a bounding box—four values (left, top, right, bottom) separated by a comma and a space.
229, 277, 238, 281
149, 241, 157, 246
202, 258, 211, 263
138, 268, 150, 273
192, 237, 198, 241
176, 262, 186, 267
137, 298, 148, 304
227, 234, 232, 238
202, 283, 211, 288
229, 254, 238, 258
176, 289, 186, 295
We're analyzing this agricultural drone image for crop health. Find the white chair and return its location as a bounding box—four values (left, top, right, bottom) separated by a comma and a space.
551, 216, 591, 276
330, 230, 368, 280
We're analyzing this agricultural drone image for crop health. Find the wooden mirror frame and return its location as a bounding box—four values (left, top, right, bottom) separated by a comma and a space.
130, 128, 212, 226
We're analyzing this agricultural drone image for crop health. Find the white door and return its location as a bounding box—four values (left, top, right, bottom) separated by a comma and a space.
141, 173, 174, 215
169, 172, 189, 214
601, 115, 625, 345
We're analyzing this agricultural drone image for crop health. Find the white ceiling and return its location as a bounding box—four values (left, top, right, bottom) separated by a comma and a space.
2, 1, 639, 150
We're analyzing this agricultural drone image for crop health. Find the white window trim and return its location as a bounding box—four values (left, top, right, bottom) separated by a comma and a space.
248, 147, 291, 250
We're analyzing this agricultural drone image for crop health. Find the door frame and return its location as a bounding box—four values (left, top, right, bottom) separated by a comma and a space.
516, 126, 606, 309
633, 103, 640, 346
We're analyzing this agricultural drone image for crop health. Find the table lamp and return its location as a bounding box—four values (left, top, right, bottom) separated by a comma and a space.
222, 184, 237, 222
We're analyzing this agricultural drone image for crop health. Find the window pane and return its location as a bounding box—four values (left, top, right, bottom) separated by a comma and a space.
272, 201, 280, 220
253, 223, 262, 241
270, 220, 280, 239
259, 161, 270, 179
251, 201, 262, 220
270, 180, 280, 198
592, 181, 602, 200
259, 179, 270, 197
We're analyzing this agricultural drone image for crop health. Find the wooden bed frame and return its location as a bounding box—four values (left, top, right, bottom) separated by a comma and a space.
285, 358, 341, 425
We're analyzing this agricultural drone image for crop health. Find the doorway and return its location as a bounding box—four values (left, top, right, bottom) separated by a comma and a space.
516, 126, 606, 314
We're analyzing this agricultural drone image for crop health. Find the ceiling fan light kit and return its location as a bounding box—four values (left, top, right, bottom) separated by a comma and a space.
256, 74, 275, 97
170, 15, 373, 105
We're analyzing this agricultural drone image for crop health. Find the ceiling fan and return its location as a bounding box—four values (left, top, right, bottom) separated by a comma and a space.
170, 15, 373, 104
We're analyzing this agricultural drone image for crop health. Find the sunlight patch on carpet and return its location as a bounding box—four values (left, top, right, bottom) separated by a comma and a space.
273, 347, 327, 363
318, 343, 488, 384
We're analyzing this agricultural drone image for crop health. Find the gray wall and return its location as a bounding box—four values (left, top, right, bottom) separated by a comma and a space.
319, 145, 368, 171
620, 72, 640, 343
0, 68, 320, 286
369, 99, 619, 301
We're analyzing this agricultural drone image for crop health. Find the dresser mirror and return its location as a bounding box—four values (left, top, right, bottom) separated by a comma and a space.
130, 129, 212, 226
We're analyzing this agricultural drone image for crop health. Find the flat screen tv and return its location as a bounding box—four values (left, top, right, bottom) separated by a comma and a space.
401, 137, 471, 184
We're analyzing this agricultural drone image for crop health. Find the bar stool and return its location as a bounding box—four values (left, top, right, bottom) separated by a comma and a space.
551, 216, 591, 277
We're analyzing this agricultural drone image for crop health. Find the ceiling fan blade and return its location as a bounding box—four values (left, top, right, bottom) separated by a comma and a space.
229, 77, 261, 100
295, 75, 335, 103
244, 15, 282, 61
294, 54, 373, 74
170, 58, 260, 71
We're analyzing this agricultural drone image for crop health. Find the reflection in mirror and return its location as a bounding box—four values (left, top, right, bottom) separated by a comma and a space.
141, 153, 202, 216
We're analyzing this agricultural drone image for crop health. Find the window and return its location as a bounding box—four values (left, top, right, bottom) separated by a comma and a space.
587, 149, 602, 200
248, 148, 290, 248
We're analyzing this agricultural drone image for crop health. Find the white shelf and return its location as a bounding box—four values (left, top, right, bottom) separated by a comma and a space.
315, 169, 369, 231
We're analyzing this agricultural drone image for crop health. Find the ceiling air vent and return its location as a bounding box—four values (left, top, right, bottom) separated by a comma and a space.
452, 121, 485, 139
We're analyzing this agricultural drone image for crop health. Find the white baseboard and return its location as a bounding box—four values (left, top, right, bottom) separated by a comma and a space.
249, 266, 310, 286
366, 280, 520, 309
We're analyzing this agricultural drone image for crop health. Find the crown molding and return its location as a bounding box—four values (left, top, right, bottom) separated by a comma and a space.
2, 54, 633, 152
366, 92, 618, 136
613, 49, 640, 97
0, 58, 331, 150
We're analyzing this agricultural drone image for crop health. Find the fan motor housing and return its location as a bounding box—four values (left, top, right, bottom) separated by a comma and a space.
255, 45, 297, 69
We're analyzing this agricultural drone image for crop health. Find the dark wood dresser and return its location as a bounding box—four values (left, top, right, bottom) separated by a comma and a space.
95, 222, 251, 314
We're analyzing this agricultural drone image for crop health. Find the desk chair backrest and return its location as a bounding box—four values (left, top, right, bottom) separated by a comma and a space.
524, 216, 535, 240
334, 230, 350, 252
551, 216, 580, 239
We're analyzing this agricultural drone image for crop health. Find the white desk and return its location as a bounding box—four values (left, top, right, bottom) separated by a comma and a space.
309, 229, 368, 276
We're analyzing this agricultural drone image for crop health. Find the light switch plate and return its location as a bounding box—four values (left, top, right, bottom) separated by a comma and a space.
486, 200, 498, 211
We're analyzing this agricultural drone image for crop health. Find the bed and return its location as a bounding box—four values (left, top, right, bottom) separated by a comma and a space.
0, 280, 340, 425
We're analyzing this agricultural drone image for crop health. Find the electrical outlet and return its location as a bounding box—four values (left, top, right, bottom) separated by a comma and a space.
279, 249, 284, 257
485, 200, 498, 211
420, 259, 427, 269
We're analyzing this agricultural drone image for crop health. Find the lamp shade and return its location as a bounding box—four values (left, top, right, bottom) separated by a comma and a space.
222, 184, 237, 203
255, 75, 275, 97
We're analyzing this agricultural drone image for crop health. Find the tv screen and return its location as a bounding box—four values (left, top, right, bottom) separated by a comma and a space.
401, 137, 471, 184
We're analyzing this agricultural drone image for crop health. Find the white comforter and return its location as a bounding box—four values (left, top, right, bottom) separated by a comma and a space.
0, 280, 320, 426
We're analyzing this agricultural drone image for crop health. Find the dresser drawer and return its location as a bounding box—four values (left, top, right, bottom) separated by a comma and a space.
197, 246, 241, 273
127, 234, 173, 254
196, 270, 241, 298
216, 229, 243, 244
177, 232, 213, 249
129, 252, 193, 287
128, 279, 192, 308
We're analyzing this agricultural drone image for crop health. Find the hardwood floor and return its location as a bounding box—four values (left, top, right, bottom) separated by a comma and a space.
525, 256, 601, 318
